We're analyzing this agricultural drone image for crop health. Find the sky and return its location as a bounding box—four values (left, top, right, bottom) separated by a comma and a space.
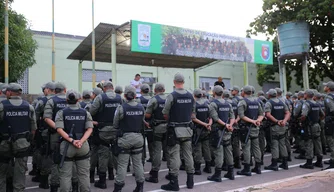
11, 0, 266, 40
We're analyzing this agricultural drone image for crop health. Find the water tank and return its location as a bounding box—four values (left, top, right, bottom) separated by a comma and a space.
277, 21, 310, 58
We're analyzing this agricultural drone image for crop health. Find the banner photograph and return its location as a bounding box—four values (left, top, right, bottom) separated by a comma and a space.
131, 20, 273, 65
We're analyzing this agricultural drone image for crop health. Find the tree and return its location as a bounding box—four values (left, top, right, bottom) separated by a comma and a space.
0, 0, 37, 82
247, 0, 334, 90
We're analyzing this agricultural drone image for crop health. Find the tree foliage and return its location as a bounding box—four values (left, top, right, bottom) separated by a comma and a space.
0, 0, 37, 82
247, 0, 334, 90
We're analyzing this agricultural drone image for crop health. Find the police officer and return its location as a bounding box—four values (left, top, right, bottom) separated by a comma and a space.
161, 72, 195, 191
115, 85, 126, 103
80, 90, 92, 108
113, 85, 146, 192
90, 81, 122, 189
32, 82, 56, 187
208, 87, 235, 181
55, 90, 93, 192
299, 89, 325, 169
264, 89, 290, 171
257, 91, 265, 97
192, 89, 212, 175
0, 83, 37, 191
294, 91, 306, 159
44, 82, 70, 191
256, 93, 267, 165
237, 85, 264, 176
323, 81, 334, 169
314, 92, 327, 155
145, 83, 168, 183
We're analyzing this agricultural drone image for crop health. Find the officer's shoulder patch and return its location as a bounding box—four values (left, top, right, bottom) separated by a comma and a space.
326, 98, 330, 103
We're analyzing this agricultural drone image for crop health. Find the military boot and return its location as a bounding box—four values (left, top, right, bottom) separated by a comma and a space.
237, 164, 252, 176
161, 175, 180, 191
31, 170, 41, 182
264, 159, 279, 171
203, 161, 212, 173
324, 160, 330, 164
224, 165, 235, 180
234, 157, 241, 169
186, 173, 194, 189
251, 162, 262, 174
179, 159, 185, 171
90, 170, 95, 183
194, 163, 202, 175
38, 175, 49, 189
29, 164, 38, 176
221, 161, 228, 171
50, 185, 58, 192
108, 168, 114, 180
6, 177, 13, 192
207, 168, 222, 182
260, 155, 264, 165
300, 159, 314, 169
210, 159, 215, 167
323, 145, 327, 155
145, 170, 159, 183
279, 157, 289, 170
313, 156, 323, 168
113, 183, 124, 192
295, 151, 306, 159
94, 172, 107, 189
287, 152, 292, 162
322, 160, 334, 170
133, 182, 144, 192
72, 182, 78, 192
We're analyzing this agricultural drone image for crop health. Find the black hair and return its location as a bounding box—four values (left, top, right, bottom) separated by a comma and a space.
125, 92, 135, 101
67, 93, 78, 104
135, 74, 140, 77
142, 88, 149, 94
215, 91, 223, 96
195, 94, 202, 98
55, 88, 63, 94
115, 90, 122, 94
83, 95, 91, 99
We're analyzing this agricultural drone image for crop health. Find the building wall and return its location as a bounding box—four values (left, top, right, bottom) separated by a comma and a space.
27, 32, 313, 95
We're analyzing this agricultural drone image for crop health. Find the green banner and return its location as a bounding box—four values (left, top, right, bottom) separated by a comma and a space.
131, 20, 273, 65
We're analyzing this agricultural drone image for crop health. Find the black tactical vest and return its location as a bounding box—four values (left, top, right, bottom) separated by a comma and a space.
169, 91, 194, 123
139, 96, 150, 110
51, 96, 67, 121
318, 101, 325, 112
244, 98, 259, 120
195, 101, 209, 123
79, 101, 88, 109
227, 99, 238, 118
269, 99, 285, 120
326, 94, 334, 115
63, 108, 87, 140
296, 100, 304, 117
1, 100, 31, 134
306, 100, 320, 123
119, 103, 144, 133
233, 96, 243, 104
38, 96, 48, 129
153, 95, 166, 121
213, 99, 230, 123
96, 93, 122, 123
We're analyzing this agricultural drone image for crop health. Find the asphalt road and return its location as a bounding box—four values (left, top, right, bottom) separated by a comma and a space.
24, 151, 331, 192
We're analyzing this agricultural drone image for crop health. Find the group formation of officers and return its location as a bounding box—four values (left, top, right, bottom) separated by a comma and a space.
0, 73, 334, 192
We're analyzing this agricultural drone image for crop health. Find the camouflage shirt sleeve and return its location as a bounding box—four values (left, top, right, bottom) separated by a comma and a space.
293, 101, 303, 117
55, 110, 64, 129
325, 96, 334, 114
85, 111, 94, 129
162, 94, 173, 115
301, 102, 310, 117
228, 103, 235, 120
209, 102, 219, 122
264, 102, 272, 113
89, 95, 102, 116
43, 99, 54, 119
29, 105, 37, 131
145, 97, 157, 114
113, 105, 123, 129
237, 100, 247, 119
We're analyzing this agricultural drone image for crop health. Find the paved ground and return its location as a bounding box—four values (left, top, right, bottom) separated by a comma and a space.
23, 150, 333, 192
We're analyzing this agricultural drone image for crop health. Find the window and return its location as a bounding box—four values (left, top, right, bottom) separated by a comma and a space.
17, 69, 29, 94
82, 69, 112, 82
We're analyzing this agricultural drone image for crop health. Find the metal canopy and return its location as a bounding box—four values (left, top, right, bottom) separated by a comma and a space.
67, 22, 216, 69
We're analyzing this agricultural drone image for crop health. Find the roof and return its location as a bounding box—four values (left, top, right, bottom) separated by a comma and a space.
31, 30, 86, 40
67, 22, 216, 69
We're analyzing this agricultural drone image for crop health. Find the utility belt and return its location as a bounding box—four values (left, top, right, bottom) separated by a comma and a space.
168, 122, 193, 129
97, 122, 113, 129
151, 120, 167, 127
0, 132, 31, 143
60, 152, 90, 163
111, 142, 143, 157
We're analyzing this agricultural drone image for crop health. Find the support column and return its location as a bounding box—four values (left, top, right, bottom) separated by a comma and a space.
4, 0, 9, 83
243, 62, 249, 86
111, 28, 117, 85
78, 61, 82, 92
52, 0, 55, 82
91, 0, 96, 88
282, 63, 287, 95
193, 70, 197, 89
278, 58, 284, 92
302, 55, 309, 90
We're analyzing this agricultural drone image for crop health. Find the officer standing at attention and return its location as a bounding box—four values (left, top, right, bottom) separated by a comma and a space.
314, 93, 327, 156
294, 91, 306, 159
237, 85, 264, 176
0, 83, 37, 191
161, 72, 195, 191
32, 82, 56, 188
208, 87, 235, 181
43, 82, 69, 192
192, 89, 212, 175
145, 83, 168, 183
113, 85, 146, 192
79, 90, 92, 108
299, 89, 325, 169
264, 89, 290, 171
90, 81, 122, 189
323, 81, 334, 169
231, 86, 243, 169
55, 90, 93, 192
